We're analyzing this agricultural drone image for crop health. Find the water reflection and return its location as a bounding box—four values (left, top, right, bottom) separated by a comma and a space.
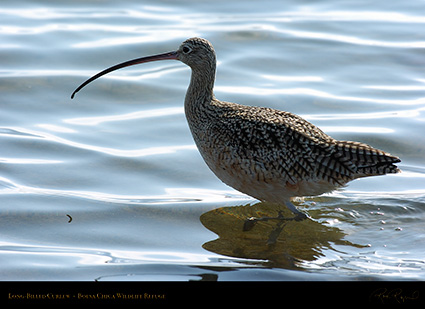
200, 202, 363, 269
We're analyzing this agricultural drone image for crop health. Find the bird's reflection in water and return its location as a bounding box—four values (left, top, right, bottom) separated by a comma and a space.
200, 201, 363, 269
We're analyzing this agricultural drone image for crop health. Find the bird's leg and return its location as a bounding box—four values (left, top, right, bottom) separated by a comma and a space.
285, 201, 308, 221
243, 210, 285, 231
243, 202, 308, 232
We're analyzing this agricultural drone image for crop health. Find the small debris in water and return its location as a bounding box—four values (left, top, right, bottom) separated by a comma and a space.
395, 227, 403, 231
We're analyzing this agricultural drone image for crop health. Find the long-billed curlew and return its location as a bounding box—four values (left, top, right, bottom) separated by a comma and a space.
71, 37, 401, 222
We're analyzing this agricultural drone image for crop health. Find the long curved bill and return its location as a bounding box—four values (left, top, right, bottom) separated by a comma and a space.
71, 51, 178, 99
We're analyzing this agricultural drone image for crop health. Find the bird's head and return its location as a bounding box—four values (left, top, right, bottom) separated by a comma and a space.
71, 37, 216, 99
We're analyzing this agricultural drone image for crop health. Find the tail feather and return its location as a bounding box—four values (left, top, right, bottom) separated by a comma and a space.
334, 141, 401, 177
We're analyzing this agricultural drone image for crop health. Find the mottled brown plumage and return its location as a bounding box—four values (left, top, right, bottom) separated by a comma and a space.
71, 37, 401, 220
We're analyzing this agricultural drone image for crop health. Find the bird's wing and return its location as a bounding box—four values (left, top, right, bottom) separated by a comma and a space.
213, 103, 399, 185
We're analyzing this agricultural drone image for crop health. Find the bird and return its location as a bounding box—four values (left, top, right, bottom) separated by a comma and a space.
71, 37, 401, 223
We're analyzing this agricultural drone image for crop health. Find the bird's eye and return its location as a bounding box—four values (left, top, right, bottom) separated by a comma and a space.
182, 46, 192, 54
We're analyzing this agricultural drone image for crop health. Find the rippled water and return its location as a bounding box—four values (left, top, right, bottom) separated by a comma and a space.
1, 0, 425, 281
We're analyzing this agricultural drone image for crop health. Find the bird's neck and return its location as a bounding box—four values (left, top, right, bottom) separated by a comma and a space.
184, 65, 216, 115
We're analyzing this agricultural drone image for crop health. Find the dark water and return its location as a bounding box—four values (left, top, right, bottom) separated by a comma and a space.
1, 0, 425, 280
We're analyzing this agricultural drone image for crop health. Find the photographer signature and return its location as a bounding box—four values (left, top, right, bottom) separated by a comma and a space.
370, 288, 419, 304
